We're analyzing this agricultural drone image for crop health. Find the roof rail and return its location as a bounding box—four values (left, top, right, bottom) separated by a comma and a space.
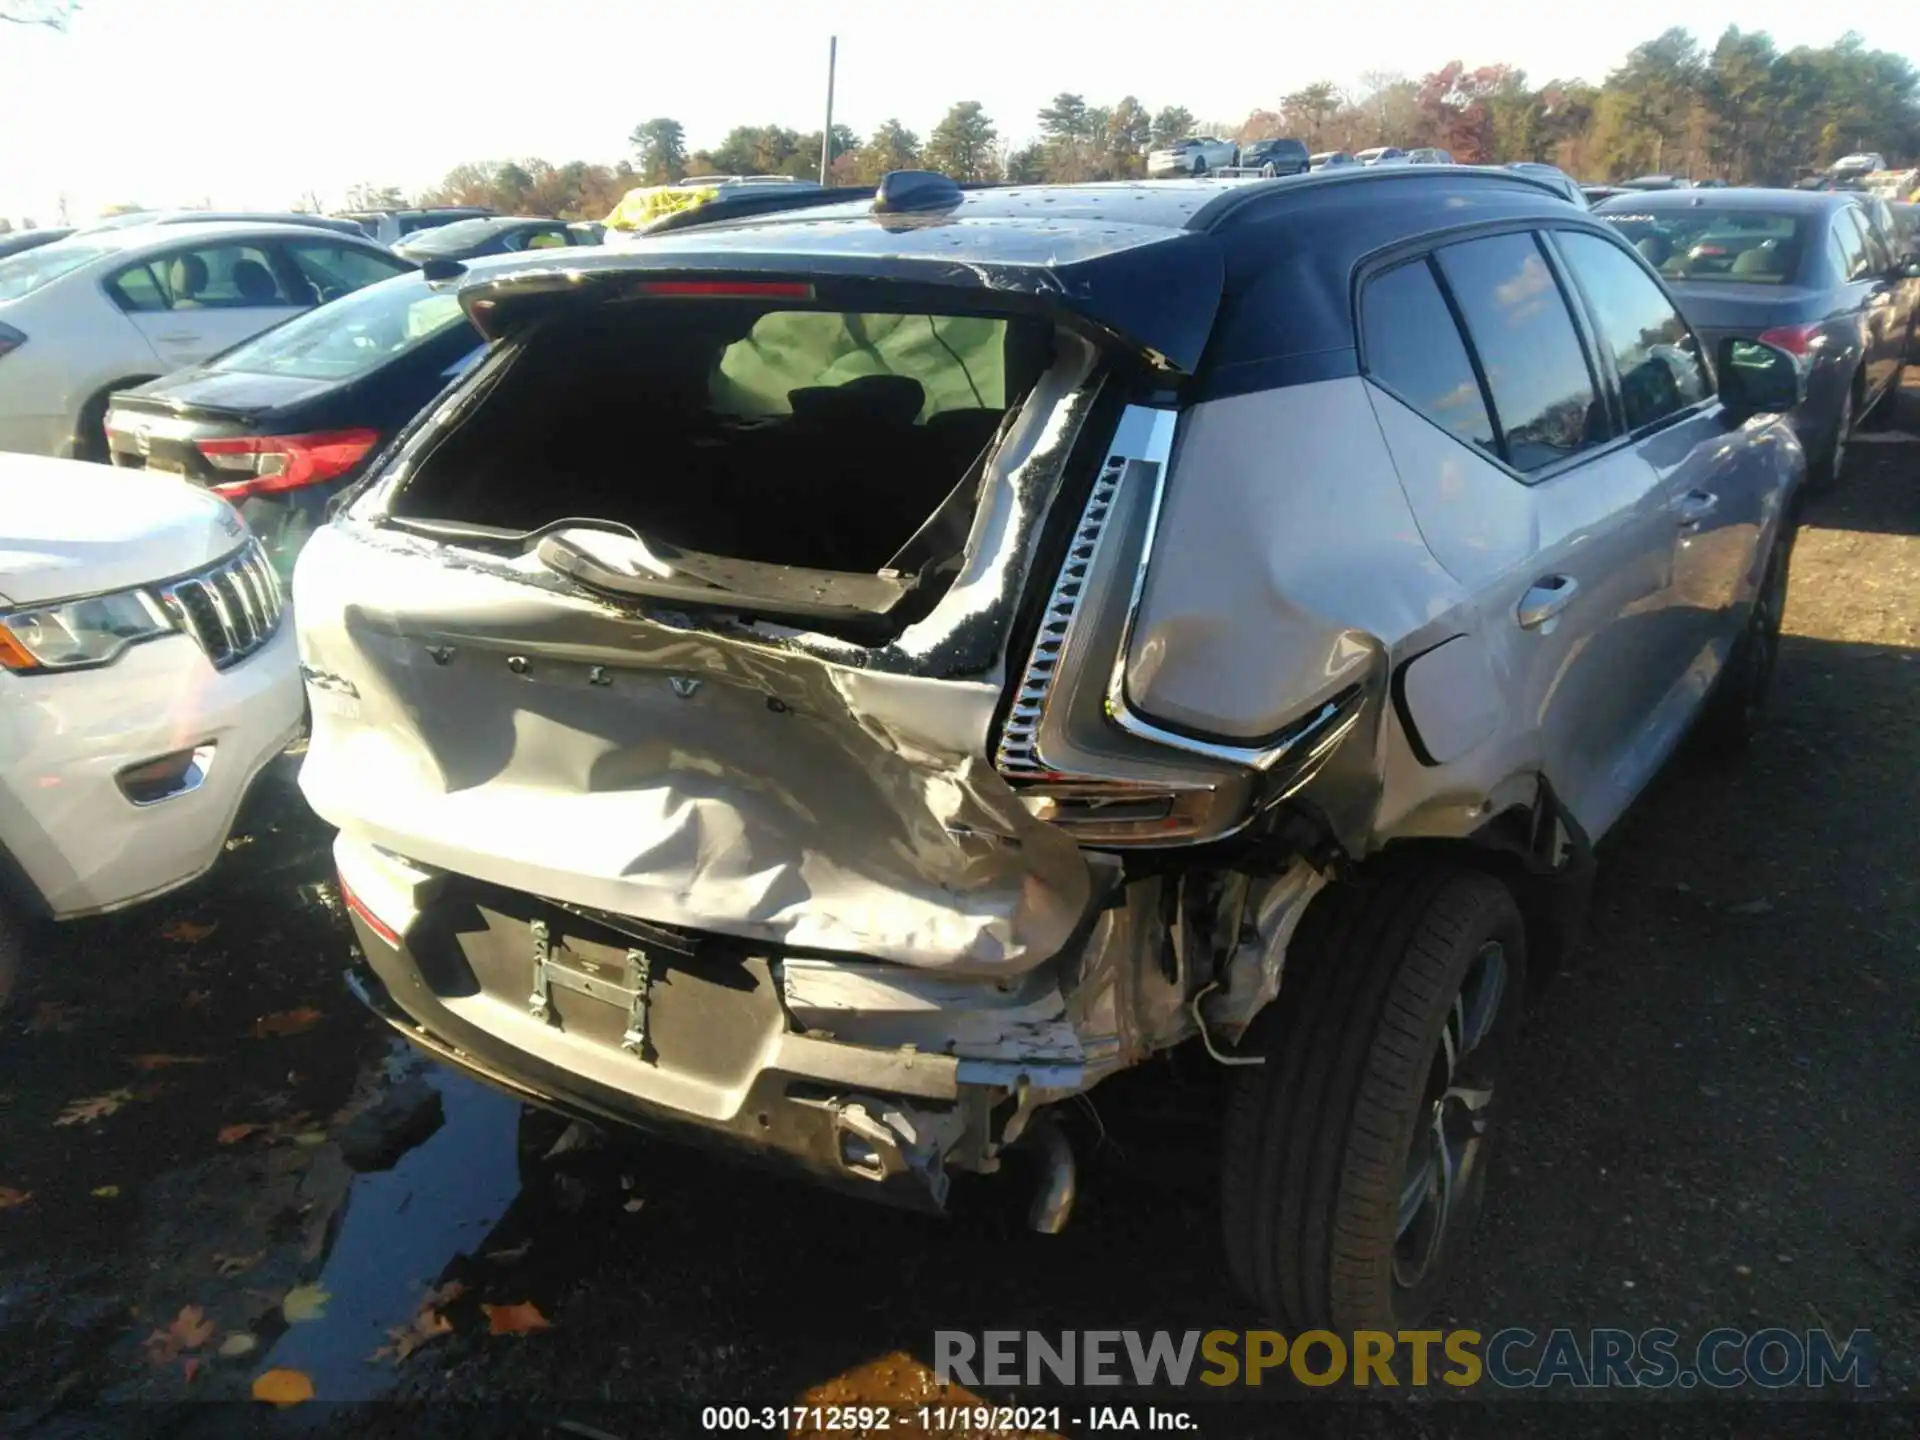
638, 183, 871, 236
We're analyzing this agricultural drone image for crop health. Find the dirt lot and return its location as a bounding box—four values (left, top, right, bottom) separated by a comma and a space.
2, 386, 1917, 1438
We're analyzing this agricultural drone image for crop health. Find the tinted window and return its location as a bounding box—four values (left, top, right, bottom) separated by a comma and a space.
1437, 232, 1605, 473
1831, 212, 1871, 281
1556, 231, 1712, 430
1361, 258, 1496, 455
283, 240, 409, 302
108, 242, 295, 312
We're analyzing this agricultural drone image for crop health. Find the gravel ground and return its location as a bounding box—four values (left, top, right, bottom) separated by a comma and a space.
2, 386, 1916, 1439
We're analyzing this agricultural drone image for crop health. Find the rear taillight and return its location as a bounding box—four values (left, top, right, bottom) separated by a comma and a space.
196, 428, 380, 501
338, 874, 403, 949
0, 321, 25, 359
1757, 323, 1823, 357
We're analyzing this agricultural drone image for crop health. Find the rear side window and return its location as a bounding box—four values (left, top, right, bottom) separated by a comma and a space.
1831, 213, 1872, 281
285, 240, 408, 301
1361, 259, 1497, 455
1556, 232, 1712, 430
1436, 232, 1607, 473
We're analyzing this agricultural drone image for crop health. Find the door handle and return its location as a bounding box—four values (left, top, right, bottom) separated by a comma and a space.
1673, 489, 1718, 528
157, 332, 197, 344
1516, 575, 1579, 630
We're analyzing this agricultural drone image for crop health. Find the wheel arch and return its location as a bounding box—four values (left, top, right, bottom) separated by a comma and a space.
71, 374, 160, 459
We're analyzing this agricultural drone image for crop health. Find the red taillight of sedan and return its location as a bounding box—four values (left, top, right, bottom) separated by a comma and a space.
196, 428, 380, 501
1757, 323, 1824, 357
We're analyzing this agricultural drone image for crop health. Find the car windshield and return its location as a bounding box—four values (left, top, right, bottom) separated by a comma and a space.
0, 240, 117, 301
399, 219, 507, 254
1602, 209, 1809, 284
207, 273, 472, 380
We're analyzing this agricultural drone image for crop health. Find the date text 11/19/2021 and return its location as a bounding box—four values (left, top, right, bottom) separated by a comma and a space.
700, 1405, 1197, 1431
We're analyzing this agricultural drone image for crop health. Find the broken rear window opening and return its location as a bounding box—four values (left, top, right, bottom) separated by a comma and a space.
382, 302, 1054, 582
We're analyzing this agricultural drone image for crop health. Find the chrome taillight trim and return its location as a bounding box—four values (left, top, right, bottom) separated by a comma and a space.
157, 539, 285, 671
996, 407, 1178, 778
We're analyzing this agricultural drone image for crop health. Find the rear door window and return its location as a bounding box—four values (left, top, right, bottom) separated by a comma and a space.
283, 240, 409, 303
107, 242, 294, 312
1436, 231, 1608, 473
1360, 258, 1497, 455
1555, 231, 1712, 430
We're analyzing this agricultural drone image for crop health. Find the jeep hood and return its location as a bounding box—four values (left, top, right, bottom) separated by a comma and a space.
0, 454, 246, 606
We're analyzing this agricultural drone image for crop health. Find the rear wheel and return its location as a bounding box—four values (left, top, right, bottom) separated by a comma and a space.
1221, 866, 1527, 1329
1260, 163, 1277, 178
1814, 377, 1857, 486
1692, 522, 1793, 754
1191, 157, 1208, 177
0, 899, 22, 1016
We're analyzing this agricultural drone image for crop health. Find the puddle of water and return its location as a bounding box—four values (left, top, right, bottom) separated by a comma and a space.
256, 1051, 522, 1402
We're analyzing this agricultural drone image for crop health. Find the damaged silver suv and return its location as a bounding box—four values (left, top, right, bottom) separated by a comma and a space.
296, 167, 1808, 1329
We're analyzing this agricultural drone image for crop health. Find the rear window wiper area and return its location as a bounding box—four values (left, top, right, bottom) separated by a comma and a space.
535, 527, 913, 642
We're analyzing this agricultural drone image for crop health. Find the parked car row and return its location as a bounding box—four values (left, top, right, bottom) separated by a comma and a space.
1593, 186, 1920, 484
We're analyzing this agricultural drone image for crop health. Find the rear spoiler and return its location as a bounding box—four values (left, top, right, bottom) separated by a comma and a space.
457, 213, 1224, 376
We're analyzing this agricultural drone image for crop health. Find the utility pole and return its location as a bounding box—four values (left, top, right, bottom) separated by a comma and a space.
820, 35, 837, 186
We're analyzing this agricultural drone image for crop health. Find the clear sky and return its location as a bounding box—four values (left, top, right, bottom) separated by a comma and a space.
1, 0, 1913, 224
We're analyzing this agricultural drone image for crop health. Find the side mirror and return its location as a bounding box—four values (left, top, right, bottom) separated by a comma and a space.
1717, 337, 1805, 418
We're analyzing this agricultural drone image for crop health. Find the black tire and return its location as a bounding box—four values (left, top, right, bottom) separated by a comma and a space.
1221, 865, 1527, 1330
1812, 374, 1858, 486
1191, 158, 1208, 177
72, 380, 152, 464
1691, 521, 1793, 755
0, 900, 19, 1015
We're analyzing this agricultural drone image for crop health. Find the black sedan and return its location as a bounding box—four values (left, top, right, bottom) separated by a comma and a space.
104, 269, 485, 577
1595, 188, 1920, 482
392, 215, 600, 262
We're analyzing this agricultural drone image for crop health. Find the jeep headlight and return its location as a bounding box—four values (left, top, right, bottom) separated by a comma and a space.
0, 588, 175, 673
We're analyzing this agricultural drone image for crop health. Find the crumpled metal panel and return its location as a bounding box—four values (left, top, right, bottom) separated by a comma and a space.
294, 524, 1094, 974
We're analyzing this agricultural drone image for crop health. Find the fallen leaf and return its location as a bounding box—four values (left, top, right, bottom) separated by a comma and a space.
145, 1305, 218, 1365
251, 1008, 324, 1039
484, 1240, 531, 1264
292, 1130, 328, 1148
214, 1250, 265, 1278
126, 1054, 208, 1071
217, 1123, 263, 1145
183, 989, 213, 1010
622, 1198, 646, 1213
251, 1368, 314, 1406
25, 1002, 76, 1034
0, 1187, 31, 1209
90, 1185, 120, 1199
182, 1356, 201, 1384
54, 1089, 135, 1126
218, 1333, 258, 1358
281, 1284, 331, 1323
373, 1304, 454, 1362
483, 1301, 552, 1336
160, 919, 218, 943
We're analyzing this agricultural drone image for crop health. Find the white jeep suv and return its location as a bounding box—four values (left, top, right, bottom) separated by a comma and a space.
0, 456, 304, 1005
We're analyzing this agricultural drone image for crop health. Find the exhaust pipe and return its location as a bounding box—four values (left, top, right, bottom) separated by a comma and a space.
1024, 1115, 1077, 1234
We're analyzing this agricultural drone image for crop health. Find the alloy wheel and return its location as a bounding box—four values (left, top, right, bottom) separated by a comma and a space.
1392, 940, 1509, 1294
